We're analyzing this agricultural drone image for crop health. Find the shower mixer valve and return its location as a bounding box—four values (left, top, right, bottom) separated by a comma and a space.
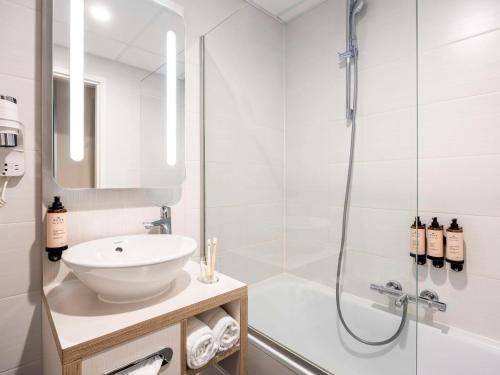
370, 281, 447, 312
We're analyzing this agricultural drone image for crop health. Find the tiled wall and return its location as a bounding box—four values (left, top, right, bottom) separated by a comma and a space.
284, 0, 417, 297
1, 0, 249, 373
203, 5, 285, 285
0, 0, 42, 373
417, 0, 500, 341
285, 0, 500, 343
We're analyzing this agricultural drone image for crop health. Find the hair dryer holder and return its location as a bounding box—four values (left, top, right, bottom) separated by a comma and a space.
0, 95, 25, 177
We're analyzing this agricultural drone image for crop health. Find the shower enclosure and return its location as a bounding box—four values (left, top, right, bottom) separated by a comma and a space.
203, 0, 417, 373
202, 0, 500, 374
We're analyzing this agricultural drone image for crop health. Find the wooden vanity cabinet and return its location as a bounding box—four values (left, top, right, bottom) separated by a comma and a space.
42, 264, 247, 375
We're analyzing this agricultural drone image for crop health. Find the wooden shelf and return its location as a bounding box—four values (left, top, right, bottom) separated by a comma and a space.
185, 344, 241, 375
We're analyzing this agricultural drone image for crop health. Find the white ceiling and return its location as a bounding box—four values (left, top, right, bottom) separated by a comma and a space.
247, 0, 327, 22
53, 0, 185, 74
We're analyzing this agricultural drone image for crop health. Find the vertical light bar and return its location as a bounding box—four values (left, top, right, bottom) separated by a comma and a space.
70, 0, 84, 161
166, 30, 177, 166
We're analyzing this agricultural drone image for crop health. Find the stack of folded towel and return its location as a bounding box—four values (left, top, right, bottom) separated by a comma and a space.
186, 307, 241, 370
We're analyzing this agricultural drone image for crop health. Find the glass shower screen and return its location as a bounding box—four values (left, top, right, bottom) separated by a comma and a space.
203, 1, 418, 374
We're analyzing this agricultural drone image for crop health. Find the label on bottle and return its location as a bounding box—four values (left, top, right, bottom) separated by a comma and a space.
446, 231, 464, 262
410, 228, 426, 255
47, 212, 67, 248
427, 229, 444, 258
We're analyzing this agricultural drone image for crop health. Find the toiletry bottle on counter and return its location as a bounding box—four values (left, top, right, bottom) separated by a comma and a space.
410, 216, 426, 265
446, 218, 464, 272
46, 196, 68, 262
427, 217, 445, 268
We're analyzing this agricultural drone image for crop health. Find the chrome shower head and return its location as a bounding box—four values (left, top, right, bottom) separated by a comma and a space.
351, 0, 365, 16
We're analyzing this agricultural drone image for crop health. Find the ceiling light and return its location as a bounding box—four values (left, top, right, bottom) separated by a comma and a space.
70, 0, 84, 162
166, 30, 177, 167
89, 4, 112, 23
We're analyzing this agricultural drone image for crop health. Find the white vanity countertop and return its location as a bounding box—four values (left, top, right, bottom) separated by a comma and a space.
43, 261, 246, 350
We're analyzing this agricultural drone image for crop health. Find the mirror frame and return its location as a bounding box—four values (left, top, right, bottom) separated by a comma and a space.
41, 0, 184, 208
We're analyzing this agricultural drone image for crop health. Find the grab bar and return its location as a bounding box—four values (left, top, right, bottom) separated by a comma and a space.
103, 347, 173, 375
370, 282, 447, 312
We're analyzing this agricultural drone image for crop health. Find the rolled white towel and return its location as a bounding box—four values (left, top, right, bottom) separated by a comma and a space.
186, 317, 218, 369
198, 307, 240, 352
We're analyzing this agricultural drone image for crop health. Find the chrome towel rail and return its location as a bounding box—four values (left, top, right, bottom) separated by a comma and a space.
103, 347, 173, 375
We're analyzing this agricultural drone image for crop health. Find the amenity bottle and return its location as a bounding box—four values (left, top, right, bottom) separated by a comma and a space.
446, 218, 464, 272
46, 196, 68, 262
427, 217, 445, 268
410, 216, 426, 265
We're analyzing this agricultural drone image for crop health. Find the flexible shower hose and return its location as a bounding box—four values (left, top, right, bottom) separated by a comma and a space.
335, 54, 409, 346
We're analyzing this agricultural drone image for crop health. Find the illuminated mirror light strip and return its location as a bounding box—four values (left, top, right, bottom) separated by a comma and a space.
70, 0, 84, 162
166, 30, 177, 166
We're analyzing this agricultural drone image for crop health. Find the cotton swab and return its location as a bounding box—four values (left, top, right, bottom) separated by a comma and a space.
206, 238, 213, 279
210, 238, 218, 277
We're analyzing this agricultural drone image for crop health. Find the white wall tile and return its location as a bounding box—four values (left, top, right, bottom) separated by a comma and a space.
0, 222, 41, 299
355, 108, 417, 162
286, 66, 346, 124
285, 0, 343, 74
184, 208, 201, 248
356, 0, 416, 68
417, 268, 500, 341
420, 29, 500, 105
182, 161, 201, 210
350, 159, 417, 211
347, 207, 415, 262
0, 292, 41, 373
0, 0, 39, 80
418, 0, 500, 51
357, 56, 417, 116
420, 92, 500, 159
420, 156, 500, 217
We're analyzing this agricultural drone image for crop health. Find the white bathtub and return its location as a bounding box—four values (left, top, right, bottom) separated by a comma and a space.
249, 273, 500, 375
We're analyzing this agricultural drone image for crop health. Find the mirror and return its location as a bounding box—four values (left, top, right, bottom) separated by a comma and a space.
51, 0, 185, 189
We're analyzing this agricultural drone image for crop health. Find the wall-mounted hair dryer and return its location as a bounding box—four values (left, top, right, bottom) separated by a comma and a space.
0, 95, 25, 208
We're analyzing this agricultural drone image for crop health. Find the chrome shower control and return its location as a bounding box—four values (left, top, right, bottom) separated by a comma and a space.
370, 282, 447, 312
420, 289, 440, 303
386, 280, 402, 291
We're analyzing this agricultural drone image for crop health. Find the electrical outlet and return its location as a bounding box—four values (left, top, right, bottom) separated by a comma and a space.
2, 153, 24, 177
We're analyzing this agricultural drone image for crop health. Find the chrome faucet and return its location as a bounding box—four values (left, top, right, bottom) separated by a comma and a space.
143, 206, 172, 234
370, 281, 447, 312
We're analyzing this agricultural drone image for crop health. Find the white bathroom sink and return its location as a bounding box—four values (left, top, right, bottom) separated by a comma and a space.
62, 235, 197, 303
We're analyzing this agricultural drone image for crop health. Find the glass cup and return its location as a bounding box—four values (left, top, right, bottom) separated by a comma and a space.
198, 257, 220, 284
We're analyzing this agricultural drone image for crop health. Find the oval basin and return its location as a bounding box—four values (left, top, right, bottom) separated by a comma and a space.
62, 235, 197, 303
